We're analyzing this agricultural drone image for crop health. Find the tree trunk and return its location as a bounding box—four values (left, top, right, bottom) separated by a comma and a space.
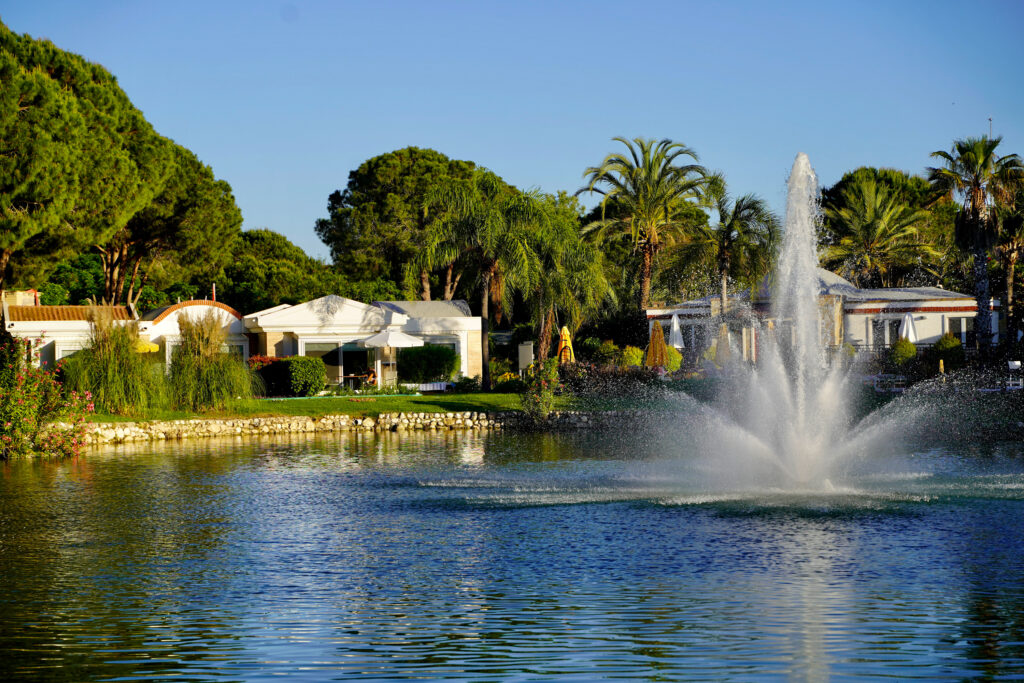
480, 263, 494, 390
638, 247, 653, 312
443, 264, 462, 300
537, 305, 555, 361
0, 249, 10, 290
720, 268, 729, 317
419, 269, 431, 301
1007, 254, 1019, 348
124, 258, 143, 306
973, 242, 993, 353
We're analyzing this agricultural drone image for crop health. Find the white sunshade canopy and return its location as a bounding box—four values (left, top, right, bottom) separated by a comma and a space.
898, 313, 918, 343
359, 329, 425, 348
669, 314, 685, 349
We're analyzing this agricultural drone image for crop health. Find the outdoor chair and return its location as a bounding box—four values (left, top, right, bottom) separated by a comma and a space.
1008, 360, 1023, 390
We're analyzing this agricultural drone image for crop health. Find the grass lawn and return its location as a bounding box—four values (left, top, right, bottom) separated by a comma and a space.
89, 392, 564, 423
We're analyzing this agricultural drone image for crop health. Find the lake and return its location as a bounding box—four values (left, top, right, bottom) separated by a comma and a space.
2, 429, 1024, 680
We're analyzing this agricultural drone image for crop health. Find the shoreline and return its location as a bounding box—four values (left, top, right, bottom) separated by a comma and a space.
72, 409, 650, 447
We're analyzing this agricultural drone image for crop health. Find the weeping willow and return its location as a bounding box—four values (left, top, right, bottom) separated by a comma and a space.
169, 310, 261, 410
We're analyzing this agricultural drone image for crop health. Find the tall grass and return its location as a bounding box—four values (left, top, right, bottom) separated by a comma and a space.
60, 308, 168, 416
170, 310, 261, 410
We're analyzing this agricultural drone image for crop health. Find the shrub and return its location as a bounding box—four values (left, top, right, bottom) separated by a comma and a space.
0, 336, 92, 459
592, 340, 620, 367
258, 356, 327, 397
493, 371, 527, 393
60, 310, 167, 416
453, 375, 480, 393
578, 337, 602, 362
889, 337, 918, 369
620, 345, 644, 367
559, 362, 662, 398
398, 345, 459, 383
923, 332, 966, 373
665, 345, 683, 373
519, 358, 560, 422
169, 311, 260, 410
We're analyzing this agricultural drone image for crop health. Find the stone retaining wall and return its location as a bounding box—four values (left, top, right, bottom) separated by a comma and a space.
79, 410, 648, 446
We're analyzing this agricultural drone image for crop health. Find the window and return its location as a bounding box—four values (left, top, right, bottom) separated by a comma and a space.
949, 317, 974, 346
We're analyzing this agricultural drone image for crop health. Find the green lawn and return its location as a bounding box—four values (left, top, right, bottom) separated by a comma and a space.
89, 392, 556, 423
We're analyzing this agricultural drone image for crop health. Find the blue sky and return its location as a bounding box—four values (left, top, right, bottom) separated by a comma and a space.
2, 0, 1022, 260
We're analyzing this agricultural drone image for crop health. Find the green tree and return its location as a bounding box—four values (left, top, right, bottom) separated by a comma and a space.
314, 147, 477, 300
674, 175, 778, 313
105, 145, 243, 304
0, 23, 176, 291
928, 136, 1024, 352
578, 137, 708, 311
423, 170, 542, 389
528, 192, 610, 360
0, 41, 83, 288
995, 189, 1024, 347
820, 175, 934, 287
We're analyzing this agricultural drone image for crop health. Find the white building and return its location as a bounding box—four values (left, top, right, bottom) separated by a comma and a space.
242, 295, 482, 385
2, 298, 137, 368
647, 269, 999, 360
138, 300, 250, 364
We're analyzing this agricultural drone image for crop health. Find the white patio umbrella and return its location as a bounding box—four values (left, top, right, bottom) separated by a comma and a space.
898, 313, 918, 343
359, 329, 424, 348
359, 330, 424, 387
669, 314, 685, 349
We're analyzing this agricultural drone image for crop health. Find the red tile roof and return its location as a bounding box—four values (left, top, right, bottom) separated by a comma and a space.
7, 305, 133, 322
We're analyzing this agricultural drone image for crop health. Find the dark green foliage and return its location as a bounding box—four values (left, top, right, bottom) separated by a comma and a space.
592, 340, 621, 367
398, 345, 459, 383
889, 337, 918, 368
221, 230, 398, 314
923, 332, 966, 372
492, 375, 527, 393
258, 356, 327, 397
60, 317, 167, 416
452, 375, 481, 393
43, 254, 104, 304
38, 282, 68, 305
315, 147, 477, 299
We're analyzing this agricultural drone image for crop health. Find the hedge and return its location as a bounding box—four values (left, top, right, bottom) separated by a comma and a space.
398, 345, 458, 383
256, 356, 327, 397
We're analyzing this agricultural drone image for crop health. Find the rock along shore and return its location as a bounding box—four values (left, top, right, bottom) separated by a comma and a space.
78, 410, 648, 447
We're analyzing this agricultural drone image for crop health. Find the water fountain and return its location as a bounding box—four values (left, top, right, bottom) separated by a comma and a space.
685, 153, 876, 489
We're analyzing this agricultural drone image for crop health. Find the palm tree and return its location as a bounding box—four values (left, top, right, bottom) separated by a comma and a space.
928, 136, 1024, 352
577, 137, 707, 311
528, 193, 611, 360
995, 189, 1024, 347
422, 170, 542, 389
674, 175, 778, 313
821, 176, 934, 288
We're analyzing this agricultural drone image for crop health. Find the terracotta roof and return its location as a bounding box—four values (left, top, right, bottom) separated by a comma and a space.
6, 305, 133, 322
140, 300, 242, 324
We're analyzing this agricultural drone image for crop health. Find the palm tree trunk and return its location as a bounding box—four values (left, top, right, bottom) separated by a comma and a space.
638, 247, 653, 311
1007, 254, 1018, 347
720, 268, 729, 317
537, 305, 555, 361
973, 242, 993, 353
480, 263, 494, 390
419, 269, 431, 301
443, 264, 462, 300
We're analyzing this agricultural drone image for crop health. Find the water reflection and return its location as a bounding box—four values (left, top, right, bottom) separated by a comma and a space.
1, 433, 1024, 679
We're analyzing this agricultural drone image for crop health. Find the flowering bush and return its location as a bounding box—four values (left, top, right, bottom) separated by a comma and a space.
518, 358, 561, 423
0, 336, 93, 459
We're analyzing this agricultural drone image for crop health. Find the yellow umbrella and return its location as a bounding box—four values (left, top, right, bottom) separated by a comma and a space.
555, 326, 575, 364
645, 322, 668, 368
133, 339, 159, 353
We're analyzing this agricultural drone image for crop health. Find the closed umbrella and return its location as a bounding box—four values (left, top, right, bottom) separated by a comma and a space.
898, 313, 918, 343
555, 326, 575, 364
645, 322, 668, 368
669, 314, 685, 349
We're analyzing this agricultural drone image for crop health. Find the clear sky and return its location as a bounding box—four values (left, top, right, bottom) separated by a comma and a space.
2, 0, 1022, 260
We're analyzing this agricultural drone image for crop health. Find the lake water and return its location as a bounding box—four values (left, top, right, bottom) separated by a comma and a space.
2, 429, 1024, 680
